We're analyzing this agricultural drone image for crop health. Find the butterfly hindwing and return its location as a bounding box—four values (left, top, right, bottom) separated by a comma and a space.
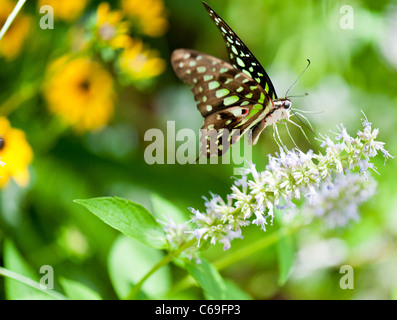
202, 1, 278, 100
199, 104, 269, 157
171, 49, 271, 157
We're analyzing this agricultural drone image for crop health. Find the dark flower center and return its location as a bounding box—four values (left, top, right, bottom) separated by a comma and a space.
0, 136, 5, 150
79, 80, 91, 91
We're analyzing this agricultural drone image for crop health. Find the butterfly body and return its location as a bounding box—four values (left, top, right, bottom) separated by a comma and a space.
171, 2, 292, 158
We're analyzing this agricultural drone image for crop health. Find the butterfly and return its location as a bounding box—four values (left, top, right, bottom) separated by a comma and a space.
171, 1, 296, 158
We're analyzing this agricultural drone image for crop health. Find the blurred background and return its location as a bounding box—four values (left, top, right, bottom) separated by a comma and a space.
0, 0, 396, 300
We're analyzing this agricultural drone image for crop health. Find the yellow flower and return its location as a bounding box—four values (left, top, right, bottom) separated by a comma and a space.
95, 2, 130, 49
44, 55, 115, 132
121, 0, 168, 37
0, 117, 33, 188
118, 38, 166, 80
0, 0, 31, 60
38, 0, 89, 22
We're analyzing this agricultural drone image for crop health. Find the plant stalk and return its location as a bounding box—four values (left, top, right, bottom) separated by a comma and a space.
0, 0, 27, 41
124, 238, 196, 300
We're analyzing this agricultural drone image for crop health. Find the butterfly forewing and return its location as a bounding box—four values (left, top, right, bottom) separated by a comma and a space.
171, 49, 271, 157
171, 49, 267, 115
202, 1, 278, 100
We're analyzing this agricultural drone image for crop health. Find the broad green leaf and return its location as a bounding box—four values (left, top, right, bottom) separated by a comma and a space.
391, 288, 397, 300
203, 279, 252, 300
276, 233, 296, 286
150, 193, 188, 224
3, 240, 55, 300
60, 277, 102, 300
108, 235, 171, 299
74, 197, 167, 249
224, 280, 252, 300
185, 258, 227, 299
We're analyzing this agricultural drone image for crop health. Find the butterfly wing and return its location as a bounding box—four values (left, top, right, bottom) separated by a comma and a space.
202, 1, 278, 100
199, 104, 270, 157
171, 49, 271, 157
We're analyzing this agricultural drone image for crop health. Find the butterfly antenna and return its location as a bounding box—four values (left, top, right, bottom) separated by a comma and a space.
285, 59, 311, 98
287, 92, 309, 98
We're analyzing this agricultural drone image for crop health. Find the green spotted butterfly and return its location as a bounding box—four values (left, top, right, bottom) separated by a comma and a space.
171, 1, 293, 158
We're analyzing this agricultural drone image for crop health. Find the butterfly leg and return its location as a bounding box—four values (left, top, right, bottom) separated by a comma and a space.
282, 122, 299, 151
276, 125, 289, 152
293, 111, 315, 134
291, 108, 323, 115
287, 119, 310, 143
272, 124, 283, 150
273, 124, 288, 152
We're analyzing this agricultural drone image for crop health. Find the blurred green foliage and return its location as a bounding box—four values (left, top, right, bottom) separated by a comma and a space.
0, 0, 396, 300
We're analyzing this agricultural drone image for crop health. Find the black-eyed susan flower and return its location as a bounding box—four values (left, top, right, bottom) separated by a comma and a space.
118, 38, 166, 81
0, 117, 33, 188
43, 55, 115, 132
38, 0, 88, 22
121, 0, 168, 37
94, 2, 130, 49
0, 0, 31, 60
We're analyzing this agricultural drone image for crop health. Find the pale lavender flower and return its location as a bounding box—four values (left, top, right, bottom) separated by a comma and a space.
158, 216, 202, 262
306, 173, 377, 228
159, 217, 189, 247
183, 115, 391, 250
186, 195, 244, 250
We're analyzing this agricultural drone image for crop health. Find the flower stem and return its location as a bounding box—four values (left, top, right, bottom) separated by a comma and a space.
168, 224, 302, 296
124, 238, 196, 300
0, 82, 39, 116
0, 0, 27, 40
0, 266, 68, 300
214, 224, 301, 270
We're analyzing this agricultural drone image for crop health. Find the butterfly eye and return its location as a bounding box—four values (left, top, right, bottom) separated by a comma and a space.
284, 101, 291, 109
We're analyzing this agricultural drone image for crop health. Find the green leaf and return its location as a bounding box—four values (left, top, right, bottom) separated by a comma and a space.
59, 278, 102, 300
150, 193, 188, 224
276, 233, 296, 286
74, 197, 167, 249
391, 288, 397, 300
3, 240, 56, 300
223, 280, 252, 300
185, 258, 227, 299
203, 279, 252, 300
108, 235, 171, 299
